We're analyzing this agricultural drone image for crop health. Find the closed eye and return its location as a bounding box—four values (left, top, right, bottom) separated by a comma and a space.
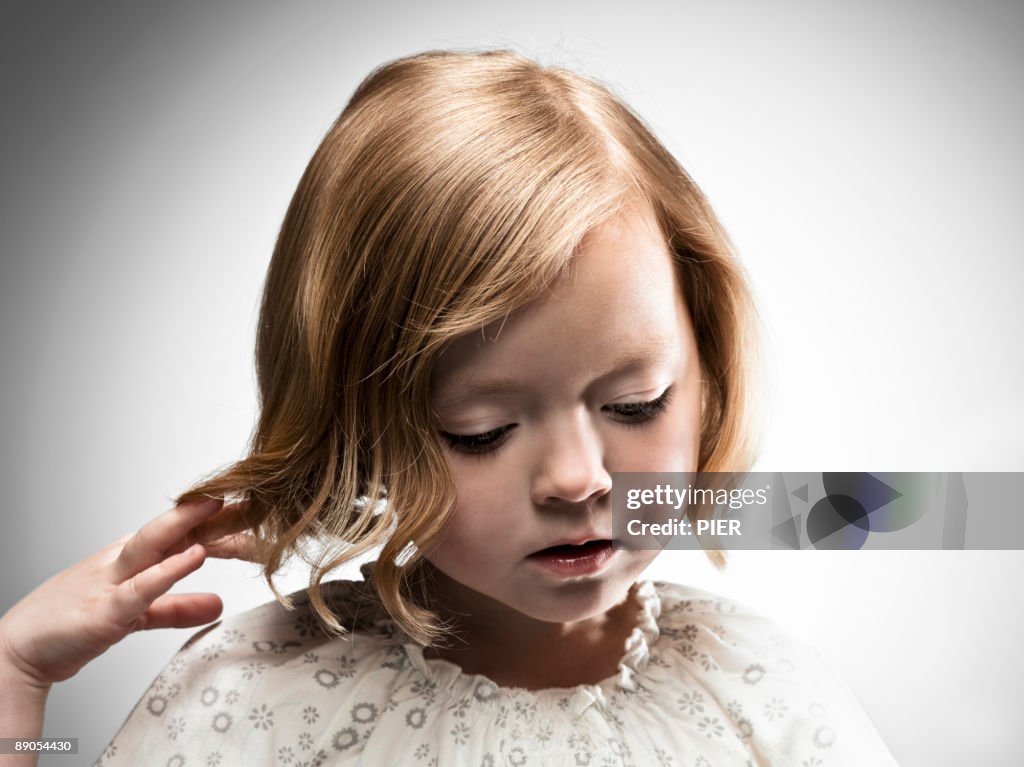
438, 424, 515, 456
439, 385, 674, 458
606, 389, 671, 423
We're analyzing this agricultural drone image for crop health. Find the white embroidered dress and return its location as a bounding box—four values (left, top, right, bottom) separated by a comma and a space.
95, 562, 898, 766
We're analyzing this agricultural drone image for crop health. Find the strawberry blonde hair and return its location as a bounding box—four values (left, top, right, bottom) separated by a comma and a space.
179, 49, 764, 646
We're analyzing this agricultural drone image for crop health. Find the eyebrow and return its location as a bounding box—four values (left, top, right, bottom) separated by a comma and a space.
433, 337, 680, 409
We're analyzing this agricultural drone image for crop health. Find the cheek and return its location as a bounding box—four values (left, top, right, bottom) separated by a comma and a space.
451, 459, 514, 520
611, 392, 702, 474
428, 460, 518, 562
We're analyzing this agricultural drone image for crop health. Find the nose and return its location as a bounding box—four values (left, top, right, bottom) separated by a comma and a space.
530, 412, 613, 507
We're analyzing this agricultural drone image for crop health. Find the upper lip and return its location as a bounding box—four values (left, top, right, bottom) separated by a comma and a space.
528, 533, 613, 556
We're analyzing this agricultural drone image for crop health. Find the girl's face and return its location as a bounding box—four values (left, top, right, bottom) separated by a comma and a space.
426, 200, 702, 625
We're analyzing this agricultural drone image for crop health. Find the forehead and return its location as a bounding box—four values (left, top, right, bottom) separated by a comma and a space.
431, 203, 690, 404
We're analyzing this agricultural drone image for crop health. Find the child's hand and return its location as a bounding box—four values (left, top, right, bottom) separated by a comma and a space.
0, 497, 259, 690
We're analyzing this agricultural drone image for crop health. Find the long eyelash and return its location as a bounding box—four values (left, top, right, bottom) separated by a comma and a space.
439, 386, 674, 458
439, 426, 511, 458
610, 386, 674, 426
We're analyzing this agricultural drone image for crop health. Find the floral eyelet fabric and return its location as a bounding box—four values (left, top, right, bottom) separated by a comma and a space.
95, 562, 898, 766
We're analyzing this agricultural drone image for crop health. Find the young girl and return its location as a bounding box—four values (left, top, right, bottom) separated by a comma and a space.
0, 49, 898, 766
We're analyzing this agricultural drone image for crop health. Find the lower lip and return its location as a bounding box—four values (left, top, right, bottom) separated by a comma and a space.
526, 541, 617, 577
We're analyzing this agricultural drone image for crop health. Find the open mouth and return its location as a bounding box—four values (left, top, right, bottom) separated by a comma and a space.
531, 539, 612, 558
525, 540, 617, 577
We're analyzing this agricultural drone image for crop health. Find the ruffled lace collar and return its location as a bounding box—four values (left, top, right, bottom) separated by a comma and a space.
356, 561, 662, 706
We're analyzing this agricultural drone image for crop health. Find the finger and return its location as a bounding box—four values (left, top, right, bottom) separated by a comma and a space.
111, 543, 208, 621
113, 498, 223, 581
98, 532, 137, 561
136, 593, 224, 631
203, 532, 262, 563
190, 501, 254, 545
158, 501, 256, 561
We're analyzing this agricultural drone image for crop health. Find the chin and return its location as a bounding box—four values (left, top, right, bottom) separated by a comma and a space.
512, 575, 635, 624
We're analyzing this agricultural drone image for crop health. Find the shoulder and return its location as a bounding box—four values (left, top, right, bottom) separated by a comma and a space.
651, 579, 804, 654
644, 579, 899, 766
182, 576, 386, 652
648, 577, 845, 684
206, 576, 403, 683
169, 576, 397, 686
96, 576, 403, 766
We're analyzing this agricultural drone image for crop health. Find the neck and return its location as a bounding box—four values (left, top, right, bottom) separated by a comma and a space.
416, 563, 641, 690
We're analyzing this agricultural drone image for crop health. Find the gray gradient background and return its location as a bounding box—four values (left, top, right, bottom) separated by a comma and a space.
2, 1, 1022, 765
